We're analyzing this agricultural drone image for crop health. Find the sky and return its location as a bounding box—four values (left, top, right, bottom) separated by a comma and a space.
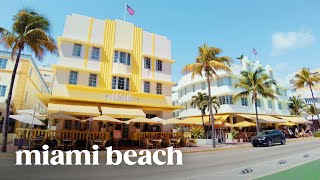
0, 0, 320, 83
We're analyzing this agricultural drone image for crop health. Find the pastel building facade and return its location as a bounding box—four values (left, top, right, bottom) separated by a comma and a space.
172, 57, 291, 124
287, 68, 320, 122
39, 14, 180, 138
0, 51, 50, 131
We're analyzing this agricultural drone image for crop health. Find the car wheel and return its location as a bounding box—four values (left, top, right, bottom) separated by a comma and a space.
267, 140, 272, 147
253, 144, 258, 147
280, 138, 286, 145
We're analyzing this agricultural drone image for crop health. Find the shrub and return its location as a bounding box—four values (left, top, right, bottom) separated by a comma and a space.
314, 132, 320, 137
190, 126, 204, 139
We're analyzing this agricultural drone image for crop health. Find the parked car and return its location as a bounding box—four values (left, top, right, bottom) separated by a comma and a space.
251, 129, 286, 147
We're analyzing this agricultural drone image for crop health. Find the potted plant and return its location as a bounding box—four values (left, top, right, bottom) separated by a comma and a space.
231, 129, 239, 143
190, 126, 204, 139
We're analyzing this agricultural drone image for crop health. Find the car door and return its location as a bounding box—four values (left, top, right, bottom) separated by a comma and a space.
274, 130, 282, 143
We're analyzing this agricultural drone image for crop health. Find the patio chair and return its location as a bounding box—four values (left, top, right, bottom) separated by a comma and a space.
145, 139, 154, 149
67, 140, 77, 150
99, 140, 108, 150
56, 140, 64, 150
174, 139, 181, 148
185, 138, 190, 147
168, 139, 175, 147
154, 139, 162, 149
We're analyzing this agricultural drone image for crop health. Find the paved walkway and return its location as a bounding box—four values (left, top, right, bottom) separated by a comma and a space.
0, 137, 316, 156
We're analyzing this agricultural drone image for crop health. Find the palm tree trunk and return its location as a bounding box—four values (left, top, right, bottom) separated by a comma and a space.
1, 48, 22, 152
309, 86, 320, 124
206, 74, 216, 148
254, 97, 260, 133
201, 113, 205, 137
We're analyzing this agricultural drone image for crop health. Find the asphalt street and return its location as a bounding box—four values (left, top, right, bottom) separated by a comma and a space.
0, 139, 319, 180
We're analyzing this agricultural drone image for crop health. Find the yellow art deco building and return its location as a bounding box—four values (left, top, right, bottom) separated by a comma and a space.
39, 14, 181, 136
0, 51, 50, 131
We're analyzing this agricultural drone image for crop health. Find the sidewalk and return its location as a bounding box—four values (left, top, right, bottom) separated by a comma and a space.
0, 137, 317, 157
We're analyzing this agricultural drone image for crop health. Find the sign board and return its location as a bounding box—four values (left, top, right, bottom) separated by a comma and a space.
106, 93, 132, 102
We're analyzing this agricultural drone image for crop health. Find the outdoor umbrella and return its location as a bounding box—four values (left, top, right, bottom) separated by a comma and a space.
151, 117, 165, 123
232, 121, 256, 128
277, 121, 297, 127
126, 117, 164, 125
9, 115, 45, 126
16, 109, 46, 120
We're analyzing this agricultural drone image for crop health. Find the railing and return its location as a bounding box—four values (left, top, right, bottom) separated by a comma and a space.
133, 132, 192, 141
15, 128, 110, 141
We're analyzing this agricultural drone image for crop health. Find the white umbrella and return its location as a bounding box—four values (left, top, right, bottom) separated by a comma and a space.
151, 117, 165, 122
9, 115, 45, 126
16, 109, 46, 120
45, 112, 80, 120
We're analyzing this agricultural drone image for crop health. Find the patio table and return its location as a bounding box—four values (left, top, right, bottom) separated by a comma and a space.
62, 139, 72, 151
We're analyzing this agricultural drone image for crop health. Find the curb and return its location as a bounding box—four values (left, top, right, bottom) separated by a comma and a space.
0, 138, 318, 158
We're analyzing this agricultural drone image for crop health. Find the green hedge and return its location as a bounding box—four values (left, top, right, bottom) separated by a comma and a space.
314, 132, 320, 137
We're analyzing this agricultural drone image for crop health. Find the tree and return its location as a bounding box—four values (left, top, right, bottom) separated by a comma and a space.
236, 54, 244, 63
191, 92, 208, 129
207, 96, 220, 126
288, 95, 306, 115
234, 67, 278, 133
0, 9, 57, 152
182, 44, 231, 148
305, 104, 318, 123
294, 68, 320, 124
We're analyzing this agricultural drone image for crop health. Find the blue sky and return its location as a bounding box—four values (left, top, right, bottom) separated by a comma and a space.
1, 0, 319, 82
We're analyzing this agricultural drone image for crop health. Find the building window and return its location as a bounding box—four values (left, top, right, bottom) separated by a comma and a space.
0, 85, 7, 97
91, 47, 100, 60
111, 76, 129, 91
192, 85, 195, 92
278, 102, 282, 110
201, 82, 206, 90
156, 60, 162, 71
144, 81, 150, 93
219, 95, 233, 105
156, 83, 162, 94
241, 97, 248, 106
64, 120, 72, 130
72, 44, 82, 57
184, 88, 187, 95
256, 99, 261, 107
0, 58, 8, 69
24, 91, 28, 102
268, 100, 273, 108
74, 121, 80, 130
144, 57, 151, 69
185, 103, 188, 110
217, 77, 232, 87
29, 68, 33, 77
68, 71, 78, 85
114, 51, 131, 65
89, 74, 97, 87
84, 122, 89, 129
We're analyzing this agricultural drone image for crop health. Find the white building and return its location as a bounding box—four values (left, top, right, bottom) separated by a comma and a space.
172, 57, 290, 122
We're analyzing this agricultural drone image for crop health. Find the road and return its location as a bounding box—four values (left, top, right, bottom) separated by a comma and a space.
0, 139, 319, 180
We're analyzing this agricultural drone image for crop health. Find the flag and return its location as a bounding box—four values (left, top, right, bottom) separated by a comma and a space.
127, 5, 135, 16
253, 48, 257, 55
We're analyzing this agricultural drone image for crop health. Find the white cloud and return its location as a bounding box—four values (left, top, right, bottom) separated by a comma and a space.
271, 30, 315, 56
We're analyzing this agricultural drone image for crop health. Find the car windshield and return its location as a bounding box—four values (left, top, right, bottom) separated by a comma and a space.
258, 131, 272, 136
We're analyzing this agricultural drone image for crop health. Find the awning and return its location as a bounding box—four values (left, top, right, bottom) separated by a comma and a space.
151, 117, 165, 122
126, 117, 163, 125
48, 103, 100, 116
182, 115, 229, 125
277, 121, 297, 126
276, 116, 313, 125
101, 107, 145, 119
44, 112, 80, 120
232, 121, 256, 128
10, 115, 45, 126
238, 114, 285, 123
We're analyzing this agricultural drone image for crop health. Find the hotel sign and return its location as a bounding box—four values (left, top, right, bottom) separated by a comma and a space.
106, 93, 133, 102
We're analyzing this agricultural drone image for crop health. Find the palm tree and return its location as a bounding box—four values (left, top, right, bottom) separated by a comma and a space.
191, 92, 208, 128
234, 67, 278, 133
288, 95, 306, 115
0, 9, 57, 152
294, 68, 320, 124
305, 104, 318, 123
206, 96, 220, 133
236, 54, 244, 63
182, 44, 232, 148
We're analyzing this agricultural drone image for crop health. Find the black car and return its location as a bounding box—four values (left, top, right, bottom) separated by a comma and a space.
251, 129, 286, 147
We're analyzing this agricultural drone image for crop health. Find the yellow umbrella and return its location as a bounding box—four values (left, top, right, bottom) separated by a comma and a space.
277, 121, 297, 126
126, 117, 164, 125
232, 121, 256, 128
164, 117, 201, 125
223, 122, 233, 127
